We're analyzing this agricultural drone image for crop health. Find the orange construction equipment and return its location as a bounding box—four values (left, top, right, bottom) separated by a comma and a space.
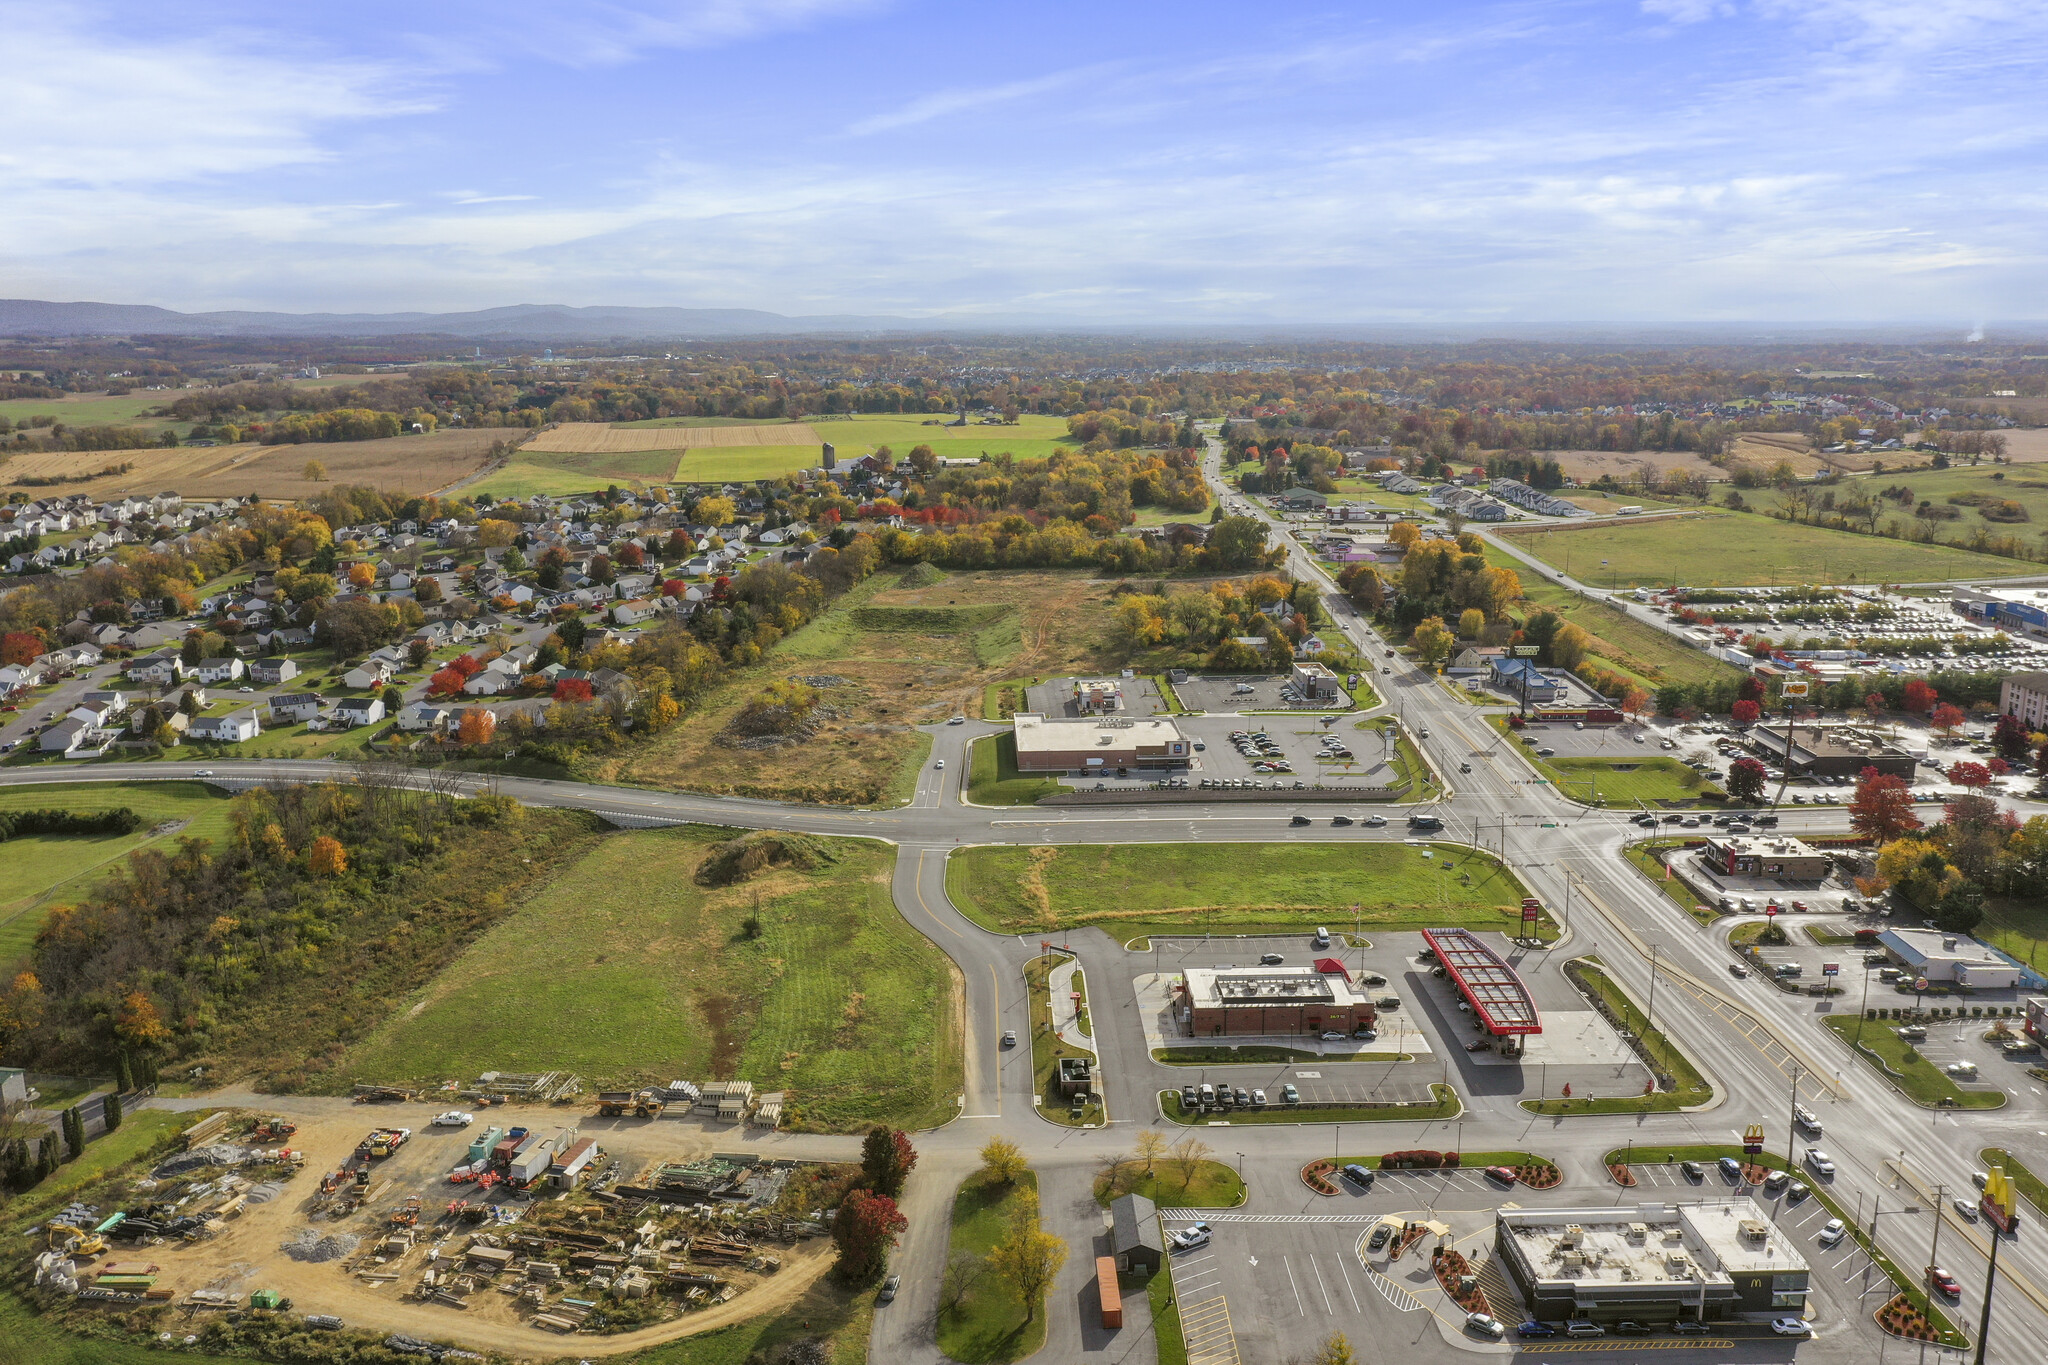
390, 1196, 421, 1228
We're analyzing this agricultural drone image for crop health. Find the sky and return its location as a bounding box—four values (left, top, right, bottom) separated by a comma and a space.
3, 0, 2046, 326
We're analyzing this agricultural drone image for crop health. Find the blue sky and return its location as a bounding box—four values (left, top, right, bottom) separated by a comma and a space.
4, 0, 2044, 324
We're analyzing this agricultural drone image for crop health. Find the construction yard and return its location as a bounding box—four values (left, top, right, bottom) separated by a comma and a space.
25, 1104, 858, 1358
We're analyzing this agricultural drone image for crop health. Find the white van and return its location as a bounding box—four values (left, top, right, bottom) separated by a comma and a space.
1313, 927, 1331, 948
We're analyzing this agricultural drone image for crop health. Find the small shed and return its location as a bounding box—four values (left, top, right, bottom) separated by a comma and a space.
1109, 1192, 1163, 1274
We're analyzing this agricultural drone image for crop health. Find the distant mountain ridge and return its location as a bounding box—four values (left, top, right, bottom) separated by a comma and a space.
0, 299, 936, 340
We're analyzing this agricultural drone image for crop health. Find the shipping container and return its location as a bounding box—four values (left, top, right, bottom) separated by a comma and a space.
468, 1126, 504, 1164
552, 1137, 599, 1187
1096, 1256, 1122, 1329
510, 1139, 555, 1185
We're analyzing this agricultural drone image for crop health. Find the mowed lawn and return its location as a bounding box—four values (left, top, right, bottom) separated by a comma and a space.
1502, 512, 2032, 586
947, 842, 1533, 936
339, 826, 962, 1131
467, 448, 683, 500
0, 782, 237, 963
1482, 546, 1737, 690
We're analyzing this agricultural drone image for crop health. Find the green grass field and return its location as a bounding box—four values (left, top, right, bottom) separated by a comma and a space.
1486, 716, 1723, 808
466, 448, 684, 499
949, 842, 1537, 937
0, 782, 238, 963
1484, 547, 1740, 690
1825, 1013, 2005, 1108
966, 732, 1065, 805
338, 826, 961, 1131
1840, 466, 2048, 530
0, 393, 171, 428
1502, 511, 2033, 587
937, 1171, 1050, 1364
1096, 1161, 1245, 1209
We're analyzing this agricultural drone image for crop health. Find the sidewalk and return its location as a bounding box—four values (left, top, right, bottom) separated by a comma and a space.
1047, 956, 1095, 1055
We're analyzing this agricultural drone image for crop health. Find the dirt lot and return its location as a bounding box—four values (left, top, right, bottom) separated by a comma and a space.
0, 429, 506, 500
527, 422, 819, 454
107, 1105, 839, 1357
1543, 435, 1914, 486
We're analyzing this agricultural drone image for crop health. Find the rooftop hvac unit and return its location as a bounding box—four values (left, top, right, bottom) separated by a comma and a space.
1559, 1251, 1585, 1270
1738, 1219, 1768, 1241
1626, 1223, 1648, 1241
1559, 1226, 1584, 1249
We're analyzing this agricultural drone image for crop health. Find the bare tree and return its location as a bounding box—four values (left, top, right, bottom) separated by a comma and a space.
932, 1250, 988, 1328
1095, 1149, 1135, 1199
1171, 1135, 1213, 1191
1133, 1129, 1169, 1176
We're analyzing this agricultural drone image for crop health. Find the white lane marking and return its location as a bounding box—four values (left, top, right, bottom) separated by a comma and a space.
1309, 1254, 1336, 1314
1284, 1255, 1307, 1315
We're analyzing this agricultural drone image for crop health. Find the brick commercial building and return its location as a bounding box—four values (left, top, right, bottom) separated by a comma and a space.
1749, 724, 1914, 780
1703, 834, 1832, 882
1010, 713, 1191, 775
1495, 1201, 1809, 1327
1177, 963, 1376, 1038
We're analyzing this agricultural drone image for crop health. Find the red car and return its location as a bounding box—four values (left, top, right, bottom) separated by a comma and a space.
1790, 900, 1809, 912
1930, 1267, 1961, 1297
1484, 1166, 1519, 1186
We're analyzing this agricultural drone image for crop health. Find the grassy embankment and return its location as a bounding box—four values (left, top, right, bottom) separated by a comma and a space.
341, 826, 962, 1131
1161, 1084, 1459, 1127
966, 731, 1064, 805
1823, 1014, 2005, 1110
1609, 1147, 1967, 1348
0, 782, 237, 964
1025, 954, 1102, 1127
949, 841, 1544, 945
1487, 714, 1725, 808
1523, 958, 1712, 1114
1500, 510, 2034, 588
936, 1171, 1050, 1364
1622, 837, 1719, 923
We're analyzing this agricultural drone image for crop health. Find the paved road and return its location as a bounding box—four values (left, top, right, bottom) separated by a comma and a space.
11, 448, 2048, 1362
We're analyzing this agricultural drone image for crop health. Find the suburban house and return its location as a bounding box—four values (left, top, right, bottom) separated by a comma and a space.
610, 598, 655, 626
267, 692, 324, 724
397, 702, 453, 732
343, 654, 399, 690
39, 717, 116, 757
195, 656, 244, 684
1448, 646, 1508, 674
127, 652, 187, 686
334, 696, 386, 728
189, 711, 262, 744
250, 657, 299, 685
67, 699, 124, 728
1488, 657, 1567, 704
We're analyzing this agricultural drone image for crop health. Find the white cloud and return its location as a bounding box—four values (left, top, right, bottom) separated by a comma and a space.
845, 67, 1113, 137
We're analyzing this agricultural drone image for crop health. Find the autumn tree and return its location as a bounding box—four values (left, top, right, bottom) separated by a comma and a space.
1457, 607, 1485, 638
1727, 756, 1768, 804
302, 459, 327, 482
1877, 838, 1959, 910
1864, 691, 1888, 721
1903, 678, 1939, 714
1, 632, 46, 666
113, 990, 170, 1049
1547, 621, 1592, 671
696, 496, 736, 527
457, 709, 496, 744
476, 518, 520, 547
1116, 594, 1168, 648
1388, 521, 1421, 551
861, 1127, 918, 1198
307, 835, 349, 876
1947, 760, 1993, 789
986, 1187, 1066, 1323
1931, 703, 1966, 737
979, 1137, 1028, 1186
1134, 1129, 1169, 1175
1849, 766, 1922, 843
1993, 712, 2031, 764
1207, 515, 1270, 569
1731, 698, 1761, 726
832, 1189, 907, 1280
645, 692, 680, 731
1620, 686, 1653, 724
348, 561, 376, 588
1411, 616, 1455, 667
1311, 1333, 1360, 1365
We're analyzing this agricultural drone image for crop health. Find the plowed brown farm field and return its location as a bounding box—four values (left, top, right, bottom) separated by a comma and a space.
0, 429, 506, 500
526, 422, 819, 454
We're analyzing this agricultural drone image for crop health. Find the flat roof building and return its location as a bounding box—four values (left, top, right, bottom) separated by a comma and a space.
1071, 678, 1125, 714
1703, 834, 1832, 883
1750, 724, 1914, 780
1178, 963, 1375, 1038
1495, 1201, 1808, 1326
1010, 713, 1190, 775
2000, 672, 2048, 731
1878, 928, 2032, 990
1289, 661, 1343, 699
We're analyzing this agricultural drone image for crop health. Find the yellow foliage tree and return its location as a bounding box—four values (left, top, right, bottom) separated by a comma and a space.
114, 990, 170, 1048
1457, 608, 1485, 639
1411, 615, 1456, 666
696, 496, 736, 527
302, 459, 327, 482
457, 709, 497, 745
347, 562, 376, 588
979, 1137, 1028, 1185
646, 692, 680, 731
307, 835, 349, 877
1388, 521, 1421, 551
476, 519, 520, 548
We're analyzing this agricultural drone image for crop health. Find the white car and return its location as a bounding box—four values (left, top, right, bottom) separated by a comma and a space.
1954, 1197, 1980, 1222
1173, 1223, 1212, 1251
431, 1111, 473, 1127
934, 759, 945, 769
1817, 1218, 1846, 1247
1465, 1312, 1507, 1338
1805, 1149, 1835, 1177
1771, 1318, 1812, 1337
948, 715, 966, 725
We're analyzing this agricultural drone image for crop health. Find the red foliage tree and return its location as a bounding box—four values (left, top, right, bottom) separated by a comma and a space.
1731, 699, 1761, 726
1864, 692, 1888, 718
1947, 760, 1993, 789
1849, 766, 1922, 843
860, 1127, 919, 1198
1993, 712, 2031, 763
1989, 758, 2010, 776
661, 578, 688, 598
427, 667, 466, 697
1727, 757, 1768, 803
1931, 703, 1966, 736
832, 1190, 907, 1280
1903, 679, 1939, 714
1737, 675, 1766, 704
1, 632, 44, 666
616, 542, 645, 569
552, 678, 594, 702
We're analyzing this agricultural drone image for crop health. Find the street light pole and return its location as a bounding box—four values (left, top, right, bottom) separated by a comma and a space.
1783, 1063, 1802, 1186
1974, 1218, 2002, 1365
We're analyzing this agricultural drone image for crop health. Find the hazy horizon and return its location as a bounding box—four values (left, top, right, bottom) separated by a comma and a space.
6, 0, 2045, 327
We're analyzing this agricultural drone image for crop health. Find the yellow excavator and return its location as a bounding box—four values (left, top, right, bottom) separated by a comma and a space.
47, 1225, 106, 1258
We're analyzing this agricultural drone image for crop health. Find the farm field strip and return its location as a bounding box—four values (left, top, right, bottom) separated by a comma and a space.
525, 421, 821, 453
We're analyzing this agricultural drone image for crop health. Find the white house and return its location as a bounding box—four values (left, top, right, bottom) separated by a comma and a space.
396, 702, 452, 733
342, 657, 396, 690
195, 656, 244, 684
127, 652, 186, 686
267, 692, 323, 724
39, 718, 115, 757
189, 711, 262, 744
334, 696, 386, 728
610, 598, 655, 626
250, 657, 299, 685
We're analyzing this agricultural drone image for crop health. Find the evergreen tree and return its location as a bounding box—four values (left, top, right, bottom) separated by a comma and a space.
114, 1052, 134, 1094
63, 1106, 83, 1160
103, 1090, 122, 1132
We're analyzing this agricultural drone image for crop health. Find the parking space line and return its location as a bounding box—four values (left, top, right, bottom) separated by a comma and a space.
1283, 1256, 1307, 1315
1309, 1254, 1336, 1314
1335, 1256, 1364, 1313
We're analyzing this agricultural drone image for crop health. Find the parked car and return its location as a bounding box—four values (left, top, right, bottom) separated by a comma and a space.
1319, 1031, 1348, 1041
1250, 1088, 1267, 1107
1805, 1148, 1835, 1177
1516, 1321, 1558, 1338
1173, 1223, 1212, 1251
878, 1274, 900, 1303
1342, 1164, 1375, 1188
1484, 1166, 1518, 1186
1466, 1313, 1507, 1339
1367, 1223, 1393, 1253
431, 1111, 473, 1127
1671, 1320, 1709, 1335
1281, 1084, 1300, 1104
1717, 1156, 1743, 1181
1770, 1318, 1811, 1337
1680, 1161, 1705, 1182
1564, 1321, 1606, 1338
1818, 1219, 1847, 1248
1614, 1320, 1651, 1335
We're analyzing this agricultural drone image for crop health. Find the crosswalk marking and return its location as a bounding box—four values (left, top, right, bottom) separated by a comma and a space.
1177, 1293, 1243, 1365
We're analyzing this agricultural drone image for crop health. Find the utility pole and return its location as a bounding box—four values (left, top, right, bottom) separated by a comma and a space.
1975, 1218, 2002, 1365
1783, 1064, 1802, 1185
1928, 1183, 1948, 1274
1646, 943, 1661, 1060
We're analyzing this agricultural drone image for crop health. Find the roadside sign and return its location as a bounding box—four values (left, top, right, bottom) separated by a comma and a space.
1781, 680, 1811, 698
1822, 964, 1839, 977
1763, 905, 1778, 919
1513, 645, 1541, 657
1984, 1167, 2019, 1235
1743, 1125, 1766, 1155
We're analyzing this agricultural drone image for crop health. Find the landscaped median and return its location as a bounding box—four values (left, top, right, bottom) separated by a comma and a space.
1623, 836, 1721, 924
948, 840, 1548, 942
1607, 1147, 1968, 1350
1160, 1084, 1458, 1126
1523, 956, 1713, 1114
936, 1170, 1050, 1364
1024, 954, 1103, 1126
1485, 713, 1726, 808
1303, 1150, 1561, 1196
1824, 1014, 2006, 1109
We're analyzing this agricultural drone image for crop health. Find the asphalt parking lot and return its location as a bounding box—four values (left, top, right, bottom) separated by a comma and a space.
1025, 675, 1167, 717
1173, 672, 1355, 714
1508, 718, 1656, 759
1187, 716, 1401, 790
